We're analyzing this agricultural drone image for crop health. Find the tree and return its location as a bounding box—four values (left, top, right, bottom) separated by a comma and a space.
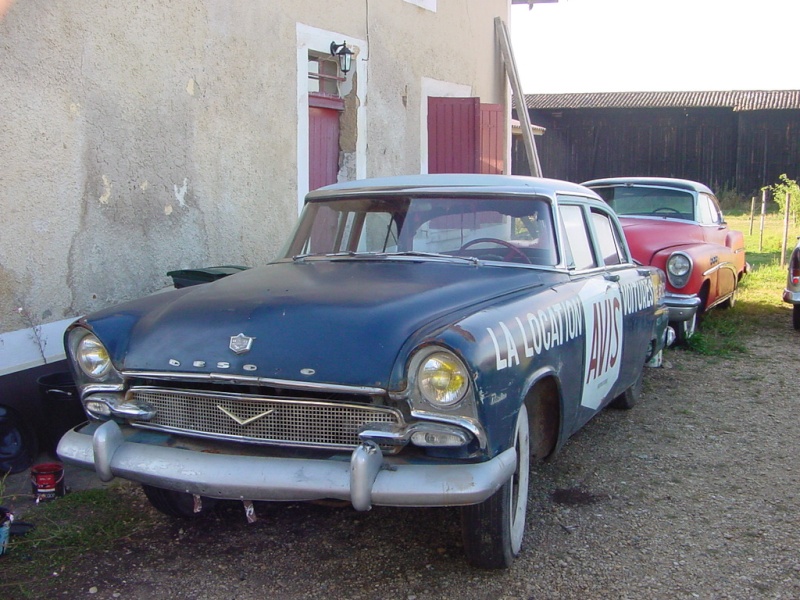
766, 174, 800, 219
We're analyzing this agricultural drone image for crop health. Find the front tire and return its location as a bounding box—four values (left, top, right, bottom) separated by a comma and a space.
610, 362, 643, 410
0, 406, 38, 474
720, 285, 737, 309
461, 404, 530, 569
142, 485, 218, 519
675, 312, 698, 345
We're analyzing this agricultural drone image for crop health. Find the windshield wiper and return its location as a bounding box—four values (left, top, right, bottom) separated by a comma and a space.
293, 251, 366, 262
293, 251, 479, 265
386, 251, 479, 265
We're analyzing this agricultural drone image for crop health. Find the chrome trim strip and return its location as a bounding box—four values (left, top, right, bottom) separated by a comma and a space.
358, 422, 473, 446
122, 370, 386, 396
702, 261, 735, 277
80, 383, 125, 399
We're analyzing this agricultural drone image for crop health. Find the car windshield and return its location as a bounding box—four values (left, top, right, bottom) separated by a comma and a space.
594, 186, 695, 221
282, 195, 558, 266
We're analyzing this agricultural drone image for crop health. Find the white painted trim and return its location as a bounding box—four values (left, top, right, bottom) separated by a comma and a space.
296, 24, 368, 215
0, 317, 76, 376
419, 78, 472, 174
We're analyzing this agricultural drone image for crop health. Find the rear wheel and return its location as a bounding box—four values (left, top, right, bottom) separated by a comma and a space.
142, 485, 218, 519
461, 404, 529, 569
0, 406, 38, 474
793, 305, 800, 331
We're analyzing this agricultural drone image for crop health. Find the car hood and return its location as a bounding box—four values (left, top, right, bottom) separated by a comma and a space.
619, 217, 704, 263
85, 260, 550, 389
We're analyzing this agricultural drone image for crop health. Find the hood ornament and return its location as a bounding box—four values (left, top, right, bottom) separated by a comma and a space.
229, 333, 255, 355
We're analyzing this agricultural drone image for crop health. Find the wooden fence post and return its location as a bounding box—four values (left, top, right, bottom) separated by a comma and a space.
759, 189, 767, 252
749, 196, 755, 235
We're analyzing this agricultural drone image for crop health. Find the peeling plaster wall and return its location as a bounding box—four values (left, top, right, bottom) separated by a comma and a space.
0, 0, 508, 336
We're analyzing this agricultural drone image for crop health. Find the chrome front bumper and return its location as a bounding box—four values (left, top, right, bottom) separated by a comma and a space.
664, 293, 702, 322
783, 289, 800, 305
57, 421, 516, 511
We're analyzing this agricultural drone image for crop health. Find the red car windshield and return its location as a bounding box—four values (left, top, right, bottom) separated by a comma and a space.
594, 186, 695, 221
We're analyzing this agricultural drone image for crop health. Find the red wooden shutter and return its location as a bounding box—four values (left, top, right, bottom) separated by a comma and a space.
427, 97, 504, 175
480, 103, 503, 175
428, 97, 481, 174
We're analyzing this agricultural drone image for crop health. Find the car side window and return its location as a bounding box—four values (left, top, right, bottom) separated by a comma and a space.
559, 204, 597, 270
590, 209, 626, 266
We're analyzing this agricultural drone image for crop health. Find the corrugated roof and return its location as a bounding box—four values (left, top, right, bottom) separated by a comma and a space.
524, 90, 800, 112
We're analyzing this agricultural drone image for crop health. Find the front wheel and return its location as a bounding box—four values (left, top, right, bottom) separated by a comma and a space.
461, 404, 530, 569
674, 312, 699, 345
142, 485, 218, 519
0, 406, 38, 474
720, 286, 737, 309
610, 362, 643, 410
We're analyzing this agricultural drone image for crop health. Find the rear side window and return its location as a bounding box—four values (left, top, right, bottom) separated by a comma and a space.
559, 204, 596, 270
591, 210, 626, 266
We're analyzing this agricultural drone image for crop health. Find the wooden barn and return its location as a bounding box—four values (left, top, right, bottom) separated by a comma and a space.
514, 90, 800, 196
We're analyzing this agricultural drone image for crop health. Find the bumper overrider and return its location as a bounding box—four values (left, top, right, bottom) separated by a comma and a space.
57, 420, 516, 511
664, 292, 702, 322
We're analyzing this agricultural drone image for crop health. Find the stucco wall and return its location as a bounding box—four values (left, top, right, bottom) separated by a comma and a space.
0, 0, 509, 339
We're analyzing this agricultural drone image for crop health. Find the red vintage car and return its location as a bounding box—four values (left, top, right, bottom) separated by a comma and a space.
583, 177, 747, 343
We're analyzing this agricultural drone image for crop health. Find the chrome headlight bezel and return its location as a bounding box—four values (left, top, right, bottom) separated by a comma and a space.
67, 327, 120, 383
666, 252, 692, 289
409, 346, 471, 410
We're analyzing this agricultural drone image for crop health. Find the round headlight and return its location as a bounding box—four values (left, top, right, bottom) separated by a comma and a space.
666, 253, 692, 288
418, 352, 468, 408
76, 334, 112, 379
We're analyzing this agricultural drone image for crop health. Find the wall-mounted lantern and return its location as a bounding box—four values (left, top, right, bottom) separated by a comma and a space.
330, 41, 354, 74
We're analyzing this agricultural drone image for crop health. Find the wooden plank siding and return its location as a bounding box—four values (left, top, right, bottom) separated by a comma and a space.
514, 106, 800, 195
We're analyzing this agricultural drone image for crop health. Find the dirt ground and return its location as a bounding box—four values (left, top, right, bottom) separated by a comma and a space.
5, 312, 800, 599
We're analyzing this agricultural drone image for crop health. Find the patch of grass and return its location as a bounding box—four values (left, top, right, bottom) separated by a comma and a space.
680, 214, 796, 356
1, 484, 159, 597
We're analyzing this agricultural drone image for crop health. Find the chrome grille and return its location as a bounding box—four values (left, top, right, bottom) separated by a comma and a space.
128, 387, 402, 450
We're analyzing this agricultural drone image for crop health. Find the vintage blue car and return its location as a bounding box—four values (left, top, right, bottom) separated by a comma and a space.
57, 174, 670, 568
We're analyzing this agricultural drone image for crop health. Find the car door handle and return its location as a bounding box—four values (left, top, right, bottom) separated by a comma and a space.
604, 273, 620, 282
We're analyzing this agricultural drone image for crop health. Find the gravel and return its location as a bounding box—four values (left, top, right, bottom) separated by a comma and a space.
11, 316, 800, 599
